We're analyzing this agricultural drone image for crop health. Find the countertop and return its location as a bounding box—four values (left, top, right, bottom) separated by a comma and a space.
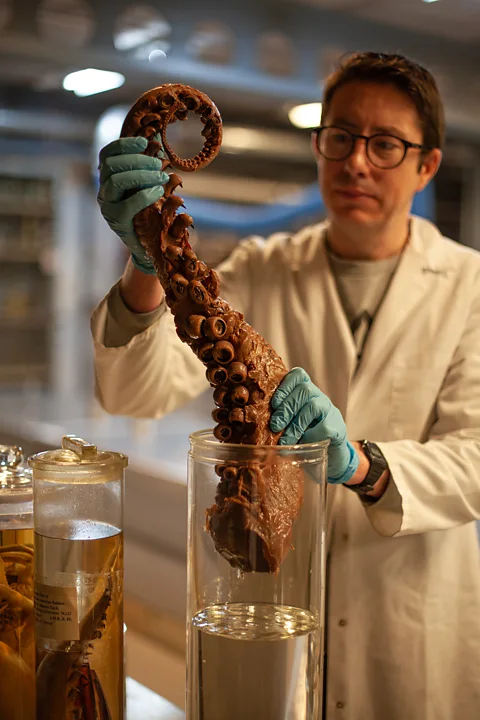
127, 677, 185, 719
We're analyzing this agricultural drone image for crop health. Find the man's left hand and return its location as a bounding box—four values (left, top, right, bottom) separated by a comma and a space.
270, 367, 359, 484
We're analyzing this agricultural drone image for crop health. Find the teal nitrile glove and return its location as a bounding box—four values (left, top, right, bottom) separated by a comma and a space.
97, 136, 170, 274
270, 367, 359, 484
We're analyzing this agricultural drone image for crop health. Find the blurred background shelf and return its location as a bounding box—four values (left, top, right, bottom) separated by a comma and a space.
0, 204, 52, 217
0, 316, 48, 328
0, 363, 49, 385
0, 172, 54, 389
0, 253, 45, 263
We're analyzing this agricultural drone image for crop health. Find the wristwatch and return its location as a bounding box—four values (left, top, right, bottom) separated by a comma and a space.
346, 440, 388, 497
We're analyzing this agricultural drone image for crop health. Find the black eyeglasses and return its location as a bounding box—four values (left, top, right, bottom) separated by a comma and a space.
313, 126, 433, 169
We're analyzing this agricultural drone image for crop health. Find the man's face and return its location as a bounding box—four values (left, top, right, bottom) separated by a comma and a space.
315, 81, 441, 233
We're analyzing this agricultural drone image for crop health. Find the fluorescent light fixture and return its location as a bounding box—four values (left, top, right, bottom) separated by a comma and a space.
288, 102, 322, 129
63, 69, 125, 97
423, 0, 439, 3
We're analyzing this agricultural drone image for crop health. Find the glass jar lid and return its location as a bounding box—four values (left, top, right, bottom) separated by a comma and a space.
28, 435, 128, 474
0, 444, 33, 501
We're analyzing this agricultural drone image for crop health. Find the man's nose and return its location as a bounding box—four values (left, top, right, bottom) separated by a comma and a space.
344, 138, 369, 174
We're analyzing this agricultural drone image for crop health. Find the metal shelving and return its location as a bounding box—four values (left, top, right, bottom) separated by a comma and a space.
0, 204, 52, 218
0, 174, 53, 388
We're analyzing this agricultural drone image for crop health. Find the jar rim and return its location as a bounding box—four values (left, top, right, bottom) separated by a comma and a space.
188, 429, 330, 463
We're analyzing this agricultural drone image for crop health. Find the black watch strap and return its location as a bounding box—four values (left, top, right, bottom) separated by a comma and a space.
346, 440, 388, 497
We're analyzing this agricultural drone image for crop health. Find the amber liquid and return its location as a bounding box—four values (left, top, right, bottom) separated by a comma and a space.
0, 528, 35, 720
34, 522, 124, 720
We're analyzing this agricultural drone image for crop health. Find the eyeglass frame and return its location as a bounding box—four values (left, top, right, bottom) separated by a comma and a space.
312, 125, 435, 169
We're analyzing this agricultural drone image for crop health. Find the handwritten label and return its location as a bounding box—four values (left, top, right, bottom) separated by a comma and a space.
35, 583, 79, 641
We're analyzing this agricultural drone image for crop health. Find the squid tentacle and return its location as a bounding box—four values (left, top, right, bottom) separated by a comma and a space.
120, 83, 304, 573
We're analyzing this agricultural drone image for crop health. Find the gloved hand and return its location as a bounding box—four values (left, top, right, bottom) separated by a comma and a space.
270, 367, 359, 484
97, 136, 170, 274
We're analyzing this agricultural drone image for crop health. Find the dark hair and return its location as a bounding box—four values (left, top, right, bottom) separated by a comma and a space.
321, 52, 445, 149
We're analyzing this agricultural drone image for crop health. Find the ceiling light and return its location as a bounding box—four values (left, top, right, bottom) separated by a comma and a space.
148, 49, 167, 62
113, 15, 171, 52
423, 0, 440, 3
288, 103, 322, 129
222, 127, 258, 150
62, 69, 125, 97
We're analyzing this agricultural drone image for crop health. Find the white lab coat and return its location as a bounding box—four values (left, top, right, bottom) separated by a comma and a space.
91, 216, 480, 719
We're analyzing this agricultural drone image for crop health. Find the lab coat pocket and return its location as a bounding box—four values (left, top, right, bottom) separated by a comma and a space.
390, 352, 446, 441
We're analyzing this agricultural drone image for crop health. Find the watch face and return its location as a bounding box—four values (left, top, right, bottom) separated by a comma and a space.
363, 442, 387, 475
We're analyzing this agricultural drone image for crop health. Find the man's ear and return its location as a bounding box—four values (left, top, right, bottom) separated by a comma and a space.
311, 132, 321, 161
417, 148, 442, 193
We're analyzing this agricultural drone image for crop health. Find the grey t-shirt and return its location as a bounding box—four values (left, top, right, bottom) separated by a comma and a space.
327, 248, 400, 354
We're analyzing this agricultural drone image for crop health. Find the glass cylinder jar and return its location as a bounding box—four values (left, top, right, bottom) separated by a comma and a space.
28, 434, 128, 720
0, 444, 35, 720
186, 430, 328, 720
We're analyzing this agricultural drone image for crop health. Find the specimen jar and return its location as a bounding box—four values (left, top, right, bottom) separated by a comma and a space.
0, 444, 35, 719
29, 434, 127, 720
186, 430, 328, 720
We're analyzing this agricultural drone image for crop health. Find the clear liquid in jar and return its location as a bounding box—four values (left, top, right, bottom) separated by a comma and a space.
187, 602, 323, 720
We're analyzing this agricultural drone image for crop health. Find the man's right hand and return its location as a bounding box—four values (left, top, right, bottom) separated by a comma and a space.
97, 137, 170, 275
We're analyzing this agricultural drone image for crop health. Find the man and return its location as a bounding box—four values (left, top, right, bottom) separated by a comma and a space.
92, 53, 480, 718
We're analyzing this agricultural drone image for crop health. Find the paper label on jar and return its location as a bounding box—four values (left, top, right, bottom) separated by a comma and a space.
35, 583, 79, 640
